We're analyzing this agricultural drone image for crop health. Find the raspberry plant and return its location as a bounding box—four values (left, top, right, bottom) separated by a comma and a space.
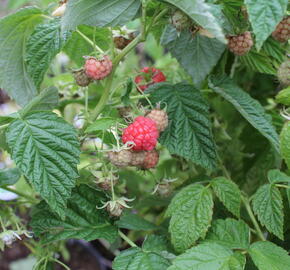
0, 0, 289, 269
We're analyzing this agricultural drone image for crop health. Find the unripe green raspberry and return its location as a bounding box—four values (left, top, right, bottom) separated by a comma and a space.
171, 10, 191, 31
277, 58, 290, 86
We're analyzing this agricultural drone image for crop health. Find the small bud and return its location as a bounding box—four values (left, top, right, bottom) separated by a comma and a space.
52, 3, 67, 17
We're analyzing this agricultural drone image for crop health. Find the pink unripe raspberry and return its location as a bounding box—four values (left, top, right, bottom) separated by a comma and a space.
227, 31, 253, 56
141, 150, 159, 169
146, 109, 168, 132
122, 116, 159, 151
84, 55, 113, 80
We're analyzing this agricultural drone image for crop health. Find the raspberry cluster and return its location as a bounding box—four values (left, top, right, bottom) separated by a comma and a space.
108, 107, 169, 170
135, 67, 166, 91
227, 31, 253, 56
272, 17, 290, 43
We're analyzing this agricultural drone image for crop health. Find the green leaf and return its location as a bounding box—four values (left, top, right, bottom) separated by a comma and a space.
116, 212, 158, 231
112, 247, 171, 270
161, 26, 225, 86
249, 241, 290, 270
243, 147, 280, 195
20, 87, 59, 116
208, 76, 280, 153
63, 25, 110, 66
168, 242, 246, 270
0, 7, 43, 106
61, 0, 141, 31
252, 184, 284, 240
205, 218, 250, 250
0, 168, 21, 187
166, 184, 213, 252
239, 50, 277, 75
121, 78, 134, 106
262, 37, 286, 64
244, 0, 288, 49
6, 111, 80, 218
26, 19, 70, 88
211, 177, 241, 217
163, 0, 226, 43
30, 185, 117, 243
267, 169, 290, 184
86, 118, 119, 133
280, 122, 290, 169
142, 235, 170, 253
148, 82, 217, 170
276, 87, 290, 106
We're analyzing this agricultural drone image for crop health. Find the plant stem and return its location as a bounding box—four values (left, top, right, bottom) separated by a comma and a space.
230, 56, 239, 79
1, 186, 37, 204
76, 29, 104, 54
217, 153, 231, 179
242, 196, 266, 241
276, 184, 290, 189
118, 230, 137, 247
113, 34, 143, 65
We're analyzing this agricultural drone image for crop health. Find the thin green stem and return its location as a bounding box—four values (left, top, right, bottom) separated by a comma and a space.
52, 259, 70, 270
276, 184, 290, 189
230, 56, 239, 79
141, 0, 147, 40
113, 34, 143, 65
217, 153, 231, 179
118, 230, 137, 247
242, 196, 266, 241
1, 186, 37, 204
149, 8, 169, 32
0, 216, 6, 231
76, 29, 104, 54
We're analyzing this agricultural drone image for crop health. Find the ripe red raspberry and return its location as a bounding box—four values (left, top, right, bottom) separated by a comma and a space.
171, 10, 191, 31
141, 150, 159, 169
107, 150, 132, 167
84, 55, 113, 80
272, 16, 290, 43
227, 31, 253, 56
122, 116, 159, 151
72, 68, 92, 87
146, 109, 168, 132
135, 67, 166, 92
277, 58, 290, 86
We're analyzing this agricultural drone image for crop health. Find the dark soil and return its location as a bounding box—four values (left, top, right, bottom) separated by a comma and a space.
0, 240, 110, 270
